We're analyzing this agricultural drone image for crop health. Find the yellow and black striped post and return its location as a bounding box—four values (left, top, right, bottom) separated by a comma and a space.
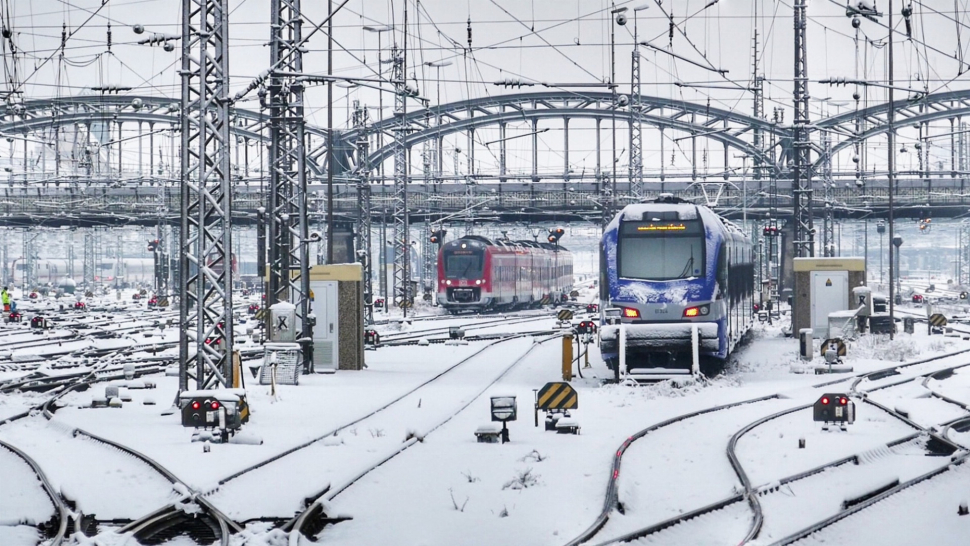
562, 333, 573, 381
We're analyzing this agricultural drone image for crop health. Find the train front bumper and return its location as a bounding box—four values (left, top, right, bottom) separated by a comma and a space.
600, 322, 720, 356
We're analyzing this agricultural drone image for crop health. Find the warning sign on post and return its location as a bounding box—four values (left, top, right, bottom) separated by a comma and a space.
820, 338, 847, 357
536, 382, 578, 411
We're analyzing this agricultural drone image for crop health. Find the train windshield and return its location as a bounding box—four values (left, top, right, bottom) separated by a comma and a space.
444, 252, 484, 279
618, 220, 705, 281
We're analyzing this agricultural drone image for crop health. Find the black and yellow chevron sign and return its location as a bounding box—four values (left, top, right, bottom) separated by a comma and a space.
557, 309, 574, 321
929, 313, 947, 327
536, 381, 578, 411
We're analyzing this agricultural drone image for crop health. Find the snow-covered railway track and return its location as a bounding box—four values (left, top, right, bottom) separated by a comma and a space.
565, 347, 970, 546
745, 360, 969, 545
376, 313, 557, 343
0, 438, 70, 546
6, 368, 244, 544
203, 333, 556, 527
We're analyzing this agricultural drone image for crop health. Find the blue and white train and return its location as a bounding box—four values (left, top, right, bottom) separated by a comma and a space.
599, 196, 754, 379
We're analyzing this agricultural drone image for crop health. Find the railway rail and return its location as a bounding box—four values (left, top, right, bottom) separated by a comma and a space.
566, 346, 970, 546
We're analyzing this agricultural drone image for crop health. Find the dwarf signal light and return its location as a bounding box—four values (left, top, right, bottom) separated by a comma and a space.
210, 400, 220, 410
191, 401, 201, 410
814, 392, 854, 426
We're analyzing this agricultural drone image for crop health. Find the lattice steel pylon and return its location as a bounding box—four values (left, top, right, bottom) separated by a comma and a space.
178, 0, 235, 391
960, 221, 970, 287
391, 45, 412, 308
792, 0, 815, 257
629, 40, 643, 200
821, 130, 835, 257
353, 100, 373, 324
751, 10, 764, 181
82, 231, 95, 286
266, 0, 312, 370
422, 145, 435, 299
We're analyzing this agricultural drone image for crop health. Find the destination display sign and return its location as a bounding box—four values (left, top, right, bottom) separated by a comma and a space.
621, 220, 702, 235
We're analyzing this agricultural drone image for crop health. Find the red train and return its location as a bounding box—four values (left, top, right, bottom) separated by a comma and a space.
436, 235, 573, 313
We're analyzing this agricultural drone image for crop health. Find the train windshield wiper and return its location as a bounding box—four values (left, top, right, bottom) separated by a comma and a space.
677, 247, 695, 279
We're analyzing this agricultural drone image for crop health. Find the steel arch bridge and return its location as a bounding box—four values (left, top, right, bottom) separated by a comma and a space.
3, 89, 970, 219
0, 91, 787, 182
815, 89, 970, 178
338, 91, 786, 181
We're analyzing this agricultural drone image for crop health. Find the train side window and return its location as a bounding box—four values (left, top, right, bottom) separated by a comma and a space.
716, 243, 728, 299
599, 246, 609, 301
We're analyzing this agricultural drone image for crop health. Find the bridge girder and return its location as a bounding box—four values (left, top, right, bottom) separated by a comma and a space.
814, 90, 970, 172
8, 89, 970, 187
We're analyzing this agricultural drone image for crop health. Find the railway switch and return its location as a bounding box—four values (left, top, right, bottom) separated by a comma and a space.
813, 393, 855, 430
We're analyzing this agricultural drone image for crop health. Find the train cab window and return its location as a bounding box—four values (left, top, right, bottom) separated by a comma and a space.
617, 220, 705, 281
444, 253, 483, 279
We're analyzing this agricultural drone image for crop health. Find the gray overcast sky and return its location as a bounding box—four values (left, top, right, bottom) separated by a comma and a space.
5, 1, 969, 119
4, 1, 970, 176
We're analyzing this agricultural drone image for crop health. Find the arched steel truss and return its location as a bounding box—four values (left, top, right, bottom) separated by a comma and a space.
343, 91, 786, 178
6, 89, 970, 184
814, 89, 970, 173
0, 95, 330, 175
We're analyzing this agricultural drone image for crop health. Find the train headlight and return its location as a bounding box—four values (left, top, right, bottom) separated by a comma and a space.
683, 305, 710, 318
622, 307, 640, 319
475, 279, 482, 285
446, 280, 452, 285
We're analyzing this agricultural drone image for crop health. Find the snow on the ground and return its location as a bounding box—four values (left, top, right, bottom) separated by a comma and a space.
0, 526, 41, 546
790, 458, 970, 546
737, 404, 923, 487
3, 300, 970, 545
0, 416, 181, 520
0, 445, 55, 526
755, 436, 951, 543
602, 397, 797, 540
